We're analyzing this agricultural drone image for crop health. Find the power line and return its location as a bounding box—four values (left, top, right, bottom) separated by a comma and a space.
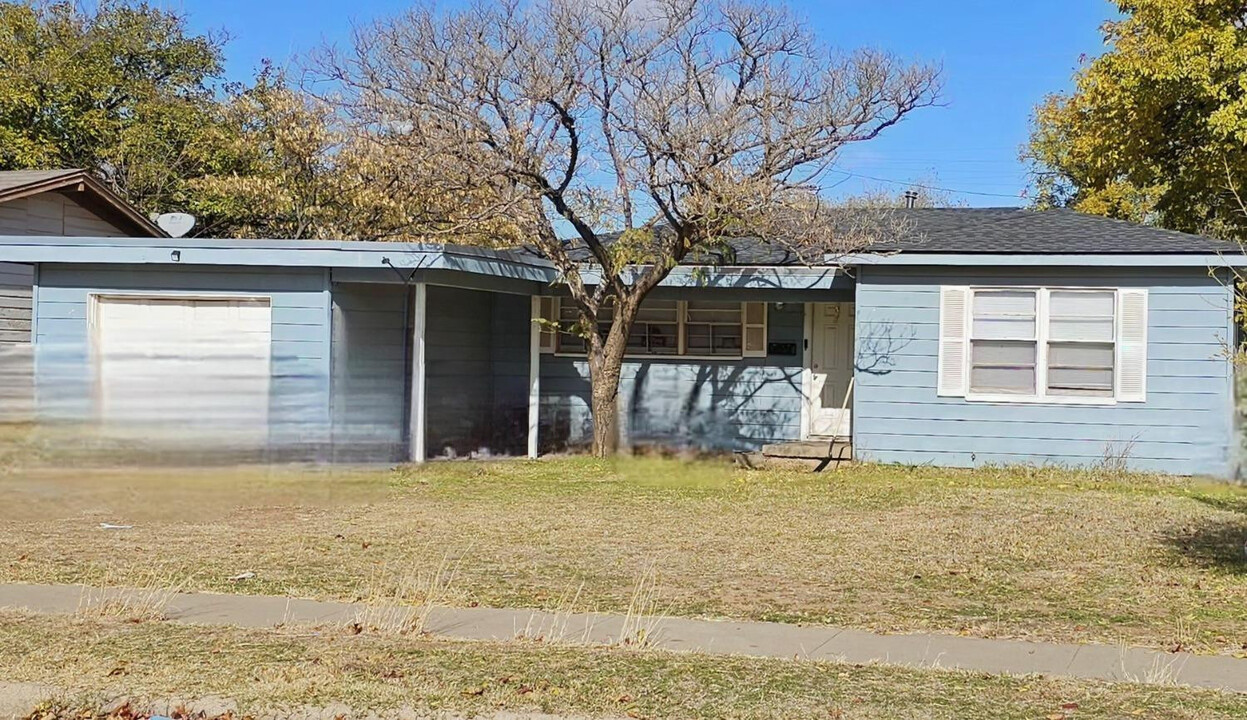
829, 170, 1025, 199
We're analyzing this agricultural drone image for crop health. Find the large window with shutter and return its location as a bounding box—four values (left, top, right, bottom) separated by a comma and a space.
938, 286, 1147, 404
542, 297, 767, 359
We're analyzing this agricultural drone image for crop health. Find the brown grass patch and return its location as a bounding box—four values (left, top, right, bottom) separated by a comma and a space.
2, 611, 1245, 720
0, 457, 1245, 653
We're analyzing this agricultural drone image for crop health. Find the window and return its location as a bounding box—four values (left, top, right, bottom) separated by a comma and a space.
1046, 290, 1115, 398
685, 301, 743, 356
549, 298, 767, 358
969, 290, 1038, 395
939, 286, 1148, 404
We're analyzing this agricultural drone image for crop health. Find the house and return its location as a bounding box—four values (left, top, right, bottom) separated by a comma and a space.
0, 170, 164, 419
0, 207, 1241, 477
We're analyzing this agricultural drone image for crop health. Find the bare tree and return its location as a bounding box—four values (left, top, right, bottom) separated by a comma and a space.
319, 0, 940, 456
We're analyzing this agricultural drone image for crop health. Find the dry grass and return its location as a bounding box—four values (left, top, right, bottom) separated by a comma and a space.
1, 456, 1245, 654
2, 611, 1245, 720
76, 570, 186, 623
351, 550, 465, 636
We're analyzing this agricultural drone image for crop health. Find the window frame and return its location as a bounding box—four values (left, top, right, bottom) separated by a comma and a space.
964, 286, 1122, 406
552, 297, 763, 360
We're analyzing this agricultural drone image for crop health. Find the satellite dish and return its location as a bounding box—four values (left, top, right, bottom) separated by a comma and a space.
156, 212, 196, 238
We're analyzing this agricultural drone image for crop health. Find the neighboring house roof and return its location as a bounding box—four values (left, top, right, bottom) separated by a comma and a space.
0, 169, 165, 237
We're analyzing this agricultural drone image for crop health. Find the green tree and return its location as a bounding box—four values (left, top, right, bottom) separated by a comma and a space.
0, 0, 224, 214
189, 64, 514, 240
1028, 0, 1247, 239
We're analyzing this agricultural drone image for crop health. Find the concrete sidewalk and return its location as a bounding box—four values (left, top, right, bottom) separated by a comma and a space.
1, 582, 1244, 694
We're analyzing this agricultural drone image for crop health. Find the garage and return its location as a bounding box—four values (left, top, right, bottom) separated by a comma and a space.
91, 295, 272, 447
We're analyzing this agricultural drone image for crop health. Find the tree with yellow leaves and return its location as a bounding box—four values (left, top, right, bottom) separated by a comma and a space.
1029, 0, 1247, 240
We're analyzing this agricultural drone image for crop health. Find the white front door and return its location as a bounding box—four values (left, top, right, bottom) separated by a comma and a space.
809, 302, 854, 438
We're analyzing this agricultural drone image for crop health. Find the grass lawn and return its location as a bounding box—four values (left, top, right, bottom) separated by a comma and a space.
1, 444, 1245, 655
3, 612, 1246, 719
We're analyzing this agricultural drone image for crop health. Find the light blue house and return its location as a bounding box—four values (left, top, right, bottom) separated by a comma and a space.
0, 207, 1241, 477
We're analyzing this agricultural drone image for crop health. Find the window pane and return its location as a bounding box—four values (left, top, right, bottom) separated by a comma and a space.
686, 325, 710, 351
970, 339, 1036, 395
972, 290, 1036, 340
1050, 290, 1113, 317
1049, 318, 1114, 342
713, 328, 742, 354
973, 290, 1035, 316
972, 317, 1036, 340
1048, 367, 1114, 394
972, 340, 1036, 366
637, 300, 679, 323
744, 326, 764, 352
1048, 342, 1114, 369
969, 366, 1036, 394
1048, 341, 1114, 397
626, 328, 647, 349
686, 324, 741, 355
686, 300, 742, 324
648, 323, 678, 353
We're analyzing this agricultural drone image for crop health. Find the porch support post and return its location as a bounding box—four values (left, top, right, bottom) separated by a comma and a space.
527, 295, 541, 459
800, 302, 813, 441
409, 282, 428, 463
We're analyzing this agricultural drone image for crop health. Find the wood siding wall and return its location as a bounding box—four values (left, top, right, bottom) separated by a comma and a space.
0, 262, 32, 418
0, 192, 134, 351
539, 301, 806, 451
0, 193, 131, 237
33, 264, 332, 451
330, 282, 409, 462
853, 266, 1235, 477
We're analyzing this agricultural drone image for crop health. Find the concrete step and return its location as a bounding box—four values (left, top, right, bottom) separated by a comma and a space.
738, 440, 853, 472
760, 440, 853, 461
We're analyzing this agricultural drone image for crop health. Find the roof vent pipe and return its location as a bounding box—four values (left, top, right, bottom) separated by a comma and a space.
903, 190, 919, 209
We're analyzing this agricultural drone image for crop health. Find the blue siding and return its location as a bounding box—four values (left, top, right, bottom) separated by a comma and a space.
34, 264, 332, 450
490, 293, 532, 451
426, 286, 494, 456
540, 302, 805, 451
330, 282, 408, 461
853, 266, 1235, 477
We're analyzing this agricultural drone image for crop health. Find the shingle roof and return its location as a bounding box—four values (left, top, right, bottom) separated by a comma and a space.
560, 207, 1240, 267
0, 168, 85, 193
874, 207, 1241, 255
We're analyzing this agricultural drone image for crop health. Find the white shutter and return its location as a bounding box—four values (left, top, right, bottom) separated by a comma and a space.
1115, 288, 1148, 402
742, 302, 767, 357
937, 286, 970, 397
536, 297, 557, 354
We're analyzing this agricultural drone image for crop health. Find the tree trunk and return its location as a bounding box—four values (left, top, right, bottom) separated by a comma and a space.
587, 319, 631, 457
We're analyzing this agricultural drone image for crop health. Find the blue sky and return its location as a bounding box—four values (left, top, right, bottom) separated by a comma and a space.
170, 0, 1118, 207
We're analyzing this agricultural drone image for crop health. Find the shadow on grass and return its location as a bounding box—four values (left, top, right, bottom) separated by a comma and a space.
1160, 494, 1247, 574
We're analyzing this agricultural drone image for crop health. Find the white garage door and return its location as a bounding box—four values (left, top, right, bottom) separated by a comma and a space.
93, 296, 272, 446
